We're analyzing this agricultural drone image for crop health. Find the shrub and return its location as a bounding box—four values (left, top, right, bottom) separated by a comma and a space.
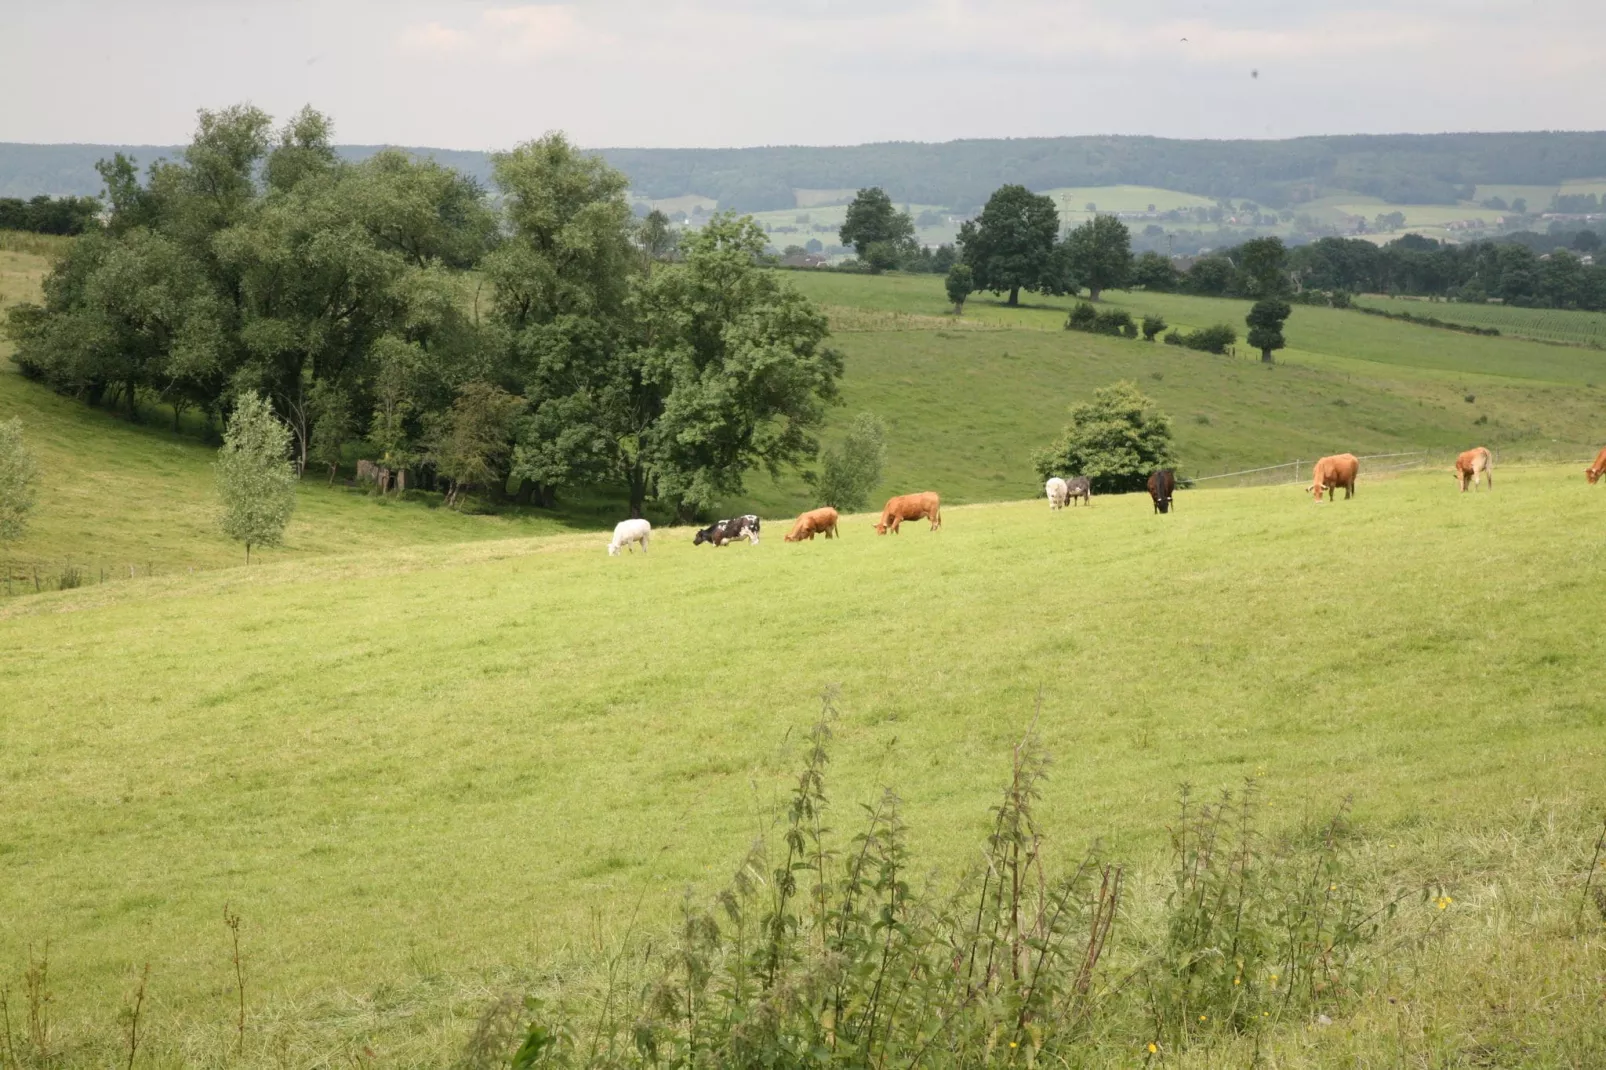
1181, 324, 1237, 354
1122, 321, 1139, 339
944, 262, 973, 313
1033, 380, 1176, 495
1163, 329, 1183, 346
814, 412, 886, 512
1065, 302, 1098, 331
1142, 314, 1167, 341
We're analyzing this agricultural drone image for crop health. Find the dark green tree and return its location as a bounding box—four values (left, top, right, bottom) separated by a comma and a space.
945, 262, 973, 313
1032, 381, 1176, 495
637, 208, 678, 264
1245, 299, 1291, 362
1132, 250, 1180, 291
957, 185, 1071, 306
1065, 215, 1132, 301
839, 188, 915, 265
1237, 236, 1290, 297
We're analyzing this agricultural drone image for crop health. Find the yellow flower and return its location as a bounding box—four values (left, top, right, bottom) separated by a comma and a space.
1329, 883, 1337, 891
1148, 1042, 1159, 1053
1233, 977, 1241, 985
1009, 1042, 1017, 1049
1199, 1014, 1208, 1021
1435, 895, 1453, 910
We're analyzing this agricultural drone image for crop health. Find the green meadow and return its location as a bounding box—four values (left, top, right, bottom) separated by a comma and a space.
2, 241, 1605, 1065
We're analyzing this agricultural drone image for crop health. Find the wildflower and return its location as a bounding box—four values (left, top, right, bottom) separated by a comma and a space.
1435, 895, 1453, 910
1148, 1042, 1159, 1054
1329, 883, 1337, 891
1009, 1042, 1017, 1049
1234, 977, 1241, 985
1199, 1014, 1208, 1021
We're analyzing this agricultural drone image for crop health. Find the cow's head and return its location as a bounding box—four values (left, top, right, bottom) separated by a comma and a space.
1309, 481, 1326, 503
693, 528, 710, 545
607, 542, 621, 556
1154, 496, 1171, 514
1589, 467, 1603, 485
873, 520, 889, 534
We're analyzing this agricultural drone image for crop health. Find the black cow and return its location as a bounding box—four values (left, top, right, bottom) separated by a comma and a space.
1065, 475, 1092, 506
693, 514, 761, 547
1147, 470, 1176, 514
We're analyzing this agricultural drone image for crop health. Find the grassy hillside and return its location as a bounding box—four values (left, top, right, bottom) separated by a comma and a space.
3, 467, 1604, 1064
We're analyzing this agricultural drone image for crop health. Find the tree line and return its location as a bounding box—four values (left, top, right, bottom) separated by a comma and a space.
0, 194, 102, 235
2, 105, 844, 520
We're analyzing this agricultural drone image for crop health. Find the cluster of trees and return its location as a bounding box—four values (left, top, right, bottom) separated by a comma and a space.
1284, 234, 1606, 309
0, 194, 102, 235
834, 188, 956, 273
3, 106, 845, 520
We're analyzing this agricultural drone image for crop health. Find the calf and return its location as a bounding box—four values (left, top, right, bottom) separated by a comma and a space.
874, 492, 942, 534
1455, 447, 1493, 492
784, 507, 839, 542
607, 518, 652, 555
694, 514, 761, 546
1587, 447, 1606, 484
1065, 475, 1092, 507
1309, 453, 1359, 503
1045, 477, 1069, 510
1147, 470, 1176, 514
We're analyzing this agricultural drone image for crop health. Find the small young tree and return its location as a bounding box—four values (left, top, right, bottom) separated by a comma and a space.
306, 380, 356, 484
815, 413, 886, 512
945, 262, 973, 313
0, 417, 40, 543
215, 392, 297, 563
1032, 381, 1176, 495
1245, 299, 1292, 362
428, 381, 527, 508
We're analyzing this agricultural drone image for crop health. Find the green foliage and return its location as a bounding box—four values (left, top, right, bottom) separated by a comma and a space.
1033, 380, 1176, 494
1133, 250, 1181, 291
1066, 302, 1136, 337
1142, 314, 1167, 340
426, 381, 526, 507
1065, 214, 1133, 300
306, 380, 356, 482
1237, 236, 1290, 297
1246, 298, 1292, 361
1066, 301, 1098, 331
958, 185, 1073, 306
214, 392, 296, 562
636, 209, 678, 264
1178, 324, 1238, 354
0, 194, 101, 236
0, 416, 39, 542
838, 187, 915, 264
944, 261, 973, 312
814, 412, 885, 511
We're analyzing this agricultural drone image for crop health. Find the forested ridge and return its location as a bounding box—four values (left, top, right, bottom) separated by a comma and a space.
7, 130, 1606, 209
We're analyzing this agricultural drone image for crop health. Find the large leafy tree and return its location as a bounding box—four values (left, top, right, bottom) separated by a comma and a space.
1032, 381, 1176, 495
1245, 299, 1291, 363
215, 392, 297, 562
628, 215, 843, 519
1065, 215, 1133, 301
839, 188, 915, 264
958, 186, 1072, 306
1237, 236, 1290, 297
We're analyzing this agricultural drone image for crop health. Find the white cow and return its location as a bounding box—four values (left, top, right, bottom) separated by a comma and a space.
1045, 477, 1070, 510
608, 518, 652, 555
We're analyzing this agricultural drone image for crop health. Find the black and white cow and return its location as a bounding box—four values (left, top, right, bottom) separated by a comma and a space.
693, 514, 761, 547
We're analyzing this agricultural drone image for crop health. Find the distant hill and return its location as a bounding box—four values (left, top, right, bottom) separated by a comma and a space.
5, 131, 1606, 212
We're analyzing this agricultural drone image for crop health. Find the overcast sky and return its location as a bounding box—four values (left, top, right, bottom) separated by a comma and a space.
3, 0, 1602, 150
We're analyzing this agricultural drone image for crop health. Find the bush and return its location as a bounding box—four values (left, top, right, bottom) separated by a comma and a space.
1180, 324, 1237, 354
1033, 380, 1176, 495
944, 262, 973, 313
1163, 329, 1183, 346
1065, 302, 1098, 331
1142, 314, 1167, 341
814, 412, 886, 512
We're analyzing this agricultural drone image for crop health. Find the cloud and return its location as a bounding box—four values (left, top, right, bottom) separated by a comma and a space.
482, 5, 608, 57
396, 21, 471, 54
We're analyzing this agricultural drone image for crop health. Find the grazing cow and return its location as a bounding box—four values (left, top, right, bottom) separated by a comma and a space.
1147, 470, 1176, 514
1046, 477, 1069, 510
1455, 447, 1493, 492
1309, 454, 1360, 503
874, 492, 942, 534
694, 514, 761, 547
608, 518, 652, 555
784, 507, 839, 542
1065, 475, 1092, 507
1587, 447, 1606, 484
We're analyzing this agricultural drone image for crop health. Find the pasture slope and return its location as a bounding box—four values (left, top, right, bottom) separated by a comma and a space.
2, 466, 1605, 1065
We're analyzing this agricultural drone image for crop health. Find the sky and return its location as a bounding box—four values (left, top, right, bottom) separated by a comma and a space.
2, 0, 1603, 150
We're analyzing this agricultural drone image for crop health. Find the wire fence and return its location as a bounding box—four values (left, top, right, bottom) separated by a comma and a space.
1, 561, 173, 599
1187, 449, 1468, 489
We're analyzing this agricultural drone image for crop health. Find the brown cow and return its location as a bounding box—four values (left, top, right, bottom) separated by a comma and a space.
874, 492, 942, 534
1455, 447, 1493, 492
1587, 447, 1606, 485
784, 507, 840, 542
1309, 453, 1359, 503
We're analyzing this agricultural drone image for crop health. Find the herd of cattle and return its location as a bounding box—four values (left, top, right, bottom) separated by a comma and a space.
604, 444, 1601, 554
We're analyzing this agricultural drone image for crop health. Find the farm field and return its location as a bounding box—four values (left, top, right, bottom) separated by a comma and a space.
3, 464, 1605, 1065
1353, 293, 1606, 348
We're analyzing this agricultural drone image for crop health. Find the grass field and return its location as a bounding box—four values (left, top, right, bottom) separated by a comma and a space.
1354, 294, 1606, 348
3, 466, 1604, 1064
3, 237, 1606, 1064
